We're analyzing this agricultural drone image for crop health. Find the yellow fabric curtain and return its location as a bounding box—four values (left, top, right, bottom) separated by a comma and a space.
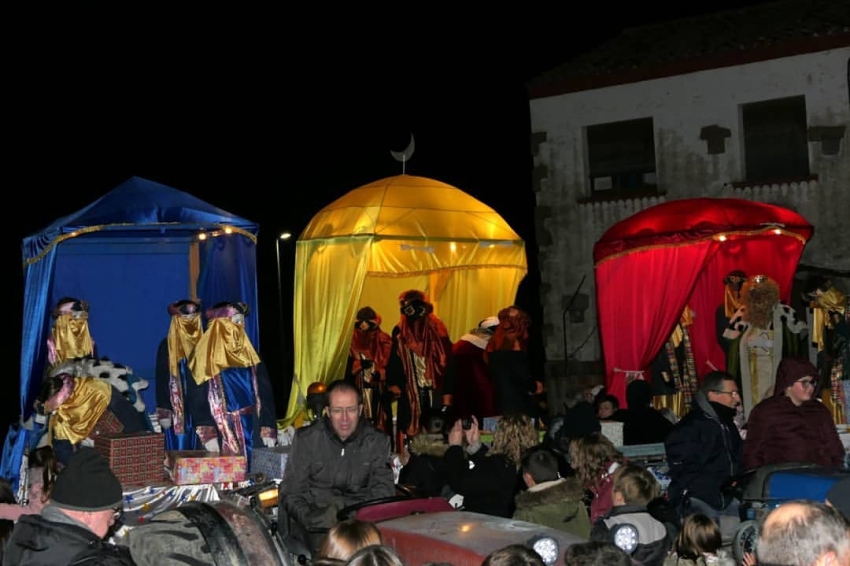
282, 175, 528, 424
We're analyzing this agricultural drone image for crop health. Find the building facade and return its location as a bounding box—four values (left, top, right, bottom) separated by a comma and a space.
528, 0, 849, 383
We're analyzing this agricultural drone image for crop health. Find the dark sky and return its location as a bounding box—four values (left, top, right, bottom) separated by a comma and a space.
5, 2, 777, 421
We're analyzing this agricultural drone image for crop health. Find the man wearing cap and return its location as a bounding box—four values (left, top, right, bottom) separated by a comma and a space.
448, 315, 499, 425
5, 446, 137, 565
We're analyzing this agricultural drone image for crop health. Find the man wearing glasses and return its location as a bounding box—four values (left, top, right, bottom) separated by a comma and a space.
5, 446, 136, 565
744, 358, 845, 470
665, 371, 744, 523
279, 379, 395, 552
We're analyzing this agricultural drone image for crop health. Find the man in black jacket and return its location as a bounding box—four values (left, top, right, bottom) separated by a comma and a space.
664, 371, 743, 522
5, 447, 137, 565
279, 379, 395, 550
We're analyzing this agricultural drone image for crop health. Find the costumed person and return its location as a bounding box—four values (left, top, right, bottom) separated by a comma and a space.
189, 301, 277, 460
155, 299, 213, 450
715, 270, 747, 357
486, 305, 544, 418
448, 315, 500, 425
34, 370, 150, 467
346, 306, 392, 431
46, 297, 96, 368
650, 305, 699, 419
722, 274, 807, 418
385, 290, 454, 448
802, 275, 849, 424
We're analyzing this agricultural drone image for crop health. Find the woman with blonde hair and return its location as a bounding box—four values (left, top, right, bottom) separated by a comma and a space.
569, 432, 626, 523
318, 519, 383, 561
345, 544, 405, 566
663, 513, 735, 566
444, 413, 539, 518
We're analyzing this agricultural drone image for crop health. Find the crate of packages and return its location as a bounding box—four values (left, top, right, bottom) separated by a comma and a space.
167, 450, 247, 485
94, 431, 165, 487
250, 446, 291, 481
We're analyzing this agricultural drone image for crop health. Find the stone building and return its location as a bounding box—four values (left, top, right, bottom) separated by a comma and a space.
527, 0, 849, 389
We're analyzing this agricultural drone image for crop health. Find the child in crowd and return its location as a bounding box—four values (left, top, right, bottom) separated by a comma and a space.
590, 463, 675, 566
512, 448, 590, 538
663, 513, 736, 566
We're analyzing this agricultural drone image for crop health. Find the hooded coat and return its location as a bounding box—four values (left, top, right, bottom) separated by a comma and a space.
743, 358, 845, 470
513, 477, 591, 538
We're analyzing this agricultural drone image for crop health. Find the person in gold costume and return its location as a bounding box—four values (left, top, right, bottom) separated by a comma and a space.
802, 275, 850, 424
46, 298, 95, 368
722, 275, 807, 418
189, 301, 277, 460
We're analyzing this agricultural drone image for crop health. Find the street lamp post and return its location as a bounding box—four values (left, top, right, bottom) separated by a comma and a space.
275, 232, 292, 379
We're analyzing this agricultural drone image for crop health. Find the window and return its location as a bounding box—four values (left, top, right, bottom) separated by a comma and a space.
742, 95, 809, 183
587, 117, 657, 196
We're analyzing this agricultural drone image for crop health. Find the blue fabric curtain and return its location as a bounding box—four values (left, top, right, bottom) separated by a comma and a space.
197, 234, 260, 347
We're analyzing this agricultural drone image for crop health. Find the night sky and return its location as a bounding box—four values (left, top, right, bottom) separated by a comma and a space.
5, 2, 778, 429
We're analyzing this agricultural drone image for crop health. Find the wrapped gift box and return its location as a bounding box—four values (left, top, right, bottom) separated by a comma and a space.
600, 421, 624, 447
94, 431, 165, 487
167, 451, 246, 485
90, 410, 125, 438
250, 446, 290, 480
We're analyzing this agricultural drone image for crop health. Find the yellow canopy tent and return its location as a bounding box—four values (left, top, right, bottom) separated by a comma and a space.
283, 174, 528, 423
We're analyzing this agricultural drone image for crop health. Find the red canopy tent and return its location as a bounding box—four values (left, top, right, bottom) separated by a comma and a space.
593, 197, 813, 408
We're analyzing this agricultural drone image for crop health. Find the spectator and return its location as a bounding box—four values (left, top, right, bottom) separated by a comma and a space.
755, 500, 850, 566
318, 519, 383, 561
4, 447, 136, 565
589, 463, 674, 566
664, 371, 743, 522
594, 394, 620, 421
0, 445, 58, 522
551, 387, 601, 453
397, 409, 451, 498
280, 380, 395, 551
663, 513, 735, 566
512, 448, 591, 538
346, 545, 405, 566
616, 379, 674, 445
562, 541, 632, 566
482, 544, 545, 566
444, 414, 538, 518
743, 358, 845, 470
569, 432, 626, 523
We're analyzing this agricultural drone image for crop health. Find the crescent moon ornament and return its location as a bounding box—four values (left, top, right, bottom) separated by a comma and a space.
390, 133, 415, 173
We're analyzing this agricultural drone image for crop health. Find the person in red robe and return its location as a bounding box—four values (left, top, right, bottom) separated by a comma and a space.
386, 290, 454, 446
743, 357, 845, 470
347, 306, 392, 431
448, 316, 499, 425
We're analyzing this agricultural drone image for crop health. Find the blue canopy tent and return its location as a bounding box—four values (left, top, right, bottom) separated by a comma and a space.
1, 176, 260, 486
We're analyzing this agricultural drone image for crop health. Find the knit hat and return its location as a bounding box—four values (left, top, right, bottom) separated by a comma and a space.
51, 447, 123, 511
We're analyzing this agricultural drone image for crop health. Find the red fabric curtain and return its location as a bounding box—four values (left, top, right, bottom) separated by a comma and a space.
596, 241, 716, 408
593, 198, 813, 409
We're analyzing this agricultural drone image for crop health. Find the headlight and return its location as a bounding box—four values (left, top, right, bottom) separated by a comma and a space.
612, 523, 639, 554
527, 535, 559, 565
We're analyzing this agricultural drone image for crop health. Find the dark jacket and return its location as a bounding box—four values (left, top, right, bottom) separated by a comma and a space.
398, 434, 451, 497
513, 477, 591, 538
5, 507, 137, 566
487, 350, 538, 417
664, 391, 743, 510
590, 504, 674, 566
618, 380, 674, 445
279, 417, 395, 530
444, 444, 520, 518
